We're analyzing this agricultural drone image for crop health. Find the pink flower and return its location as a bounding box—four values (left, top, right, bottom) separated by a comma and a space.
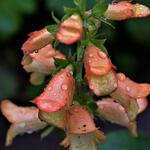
22, 44, 65, 85
104, 1, 150, 20
33, 67, 75, 113
1, 100, 47, 146
22, 28, 53, 54
56, 14, 83, 44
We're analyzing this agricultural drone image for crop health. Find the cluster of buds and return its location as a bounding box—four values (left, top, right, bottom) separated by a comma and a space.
1, 1, 150, 150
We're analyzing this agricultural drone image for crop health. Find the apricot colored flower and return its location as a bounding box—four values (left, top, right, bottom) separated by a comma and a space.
33, 67, 75, 113
22, 44, 65, 85
22, 28, 53, 54
104, 1, 150, 20
1, 100, 47, 146
56, 14, 83, 45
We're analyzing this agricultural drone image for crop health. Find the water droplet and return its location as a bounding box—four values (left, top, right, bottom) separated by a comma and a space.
61, 84, 68, 90
48, 86, 52, 91
70, 71, 73, 75
126, 87, 130, 92
119, 106, 124, 111
114, 83, 117, 88
35, 50, 39, 53
89, 54, 93, 57
88, 60, 92, 63
27, 131, 33, 134
46, 50, 54, 57
117, 73, 126, 81
98, 51, 107, 59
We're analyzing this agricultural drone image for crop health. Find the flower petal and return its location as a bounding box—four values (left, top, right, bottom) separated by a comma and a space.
56, 14, 83, 45
67, 105, 97, 134
84, 44, 112, 76
61, 131, 105, 150
22, 28, 53, 54
5, 120, 47, 146
104, 1, 150, 20
33, 68, 75, 113
86, 70, 117, 96
1, 100, 40, 123
116, 73, 150, 99
23, 44, 65, 75
39, 108, 66, 129
97, 98, 137, 136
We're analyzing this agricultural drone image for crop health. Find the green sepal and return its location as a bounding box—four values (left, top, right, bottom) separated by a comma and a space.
92, 0, 108, 18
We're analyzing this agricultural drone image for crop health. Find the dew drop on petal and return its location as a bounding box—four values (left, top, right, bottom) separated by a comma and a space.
98, 51, 107, 59
126, 86, 130, 92
114, 83, 117, 88
61, 84, 68, 90
89, 53, 93, 57
117, 73, 126, 81
48, 86, 52, 91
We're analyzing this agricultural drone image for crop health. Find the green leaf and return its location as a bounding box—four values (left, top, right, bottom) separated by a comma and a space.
46, 24, 58, 35
77, 44, 85, 61
51, 11, 60, 24
100, 17, 115, 29
41, 126, 55, 139
90, 38, 108, 53
54, 58, 69, 66
100, 131, 150, 150
0, 68, 19, 100
64, 7, 79, 16
92, 0, 108, 17
52, 58, 70, 76
74, 0, 87, 12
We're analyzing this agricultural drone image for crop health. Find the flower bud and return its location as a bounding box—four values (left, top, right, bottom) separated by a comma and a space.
64, 130, 106, 150
84, 44, 112, 76
111, 72, 150, 121
22, 44, 65, 85
86, 70, 117, 96
56, 14, 83, 44
97, 98, 137, 137
33, 68, 75, 113
104, 1, 150, 20
22, 28, 53, 54
67, 104, 97, 134
1, 100, 47, 146
105, 1, 134, 20
133, 4, 150, 18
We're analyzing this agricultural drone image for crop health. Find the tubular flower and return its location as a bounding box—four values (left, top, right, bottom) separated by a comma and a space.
22, 28, 53, 54
33, 67, 75, 113
60, 104, 106, 150
84, 44, 117, 96
86, 70, 117, 96
104, 1, 150, 20
84, 44, 112, 76
1, 100, 47, 146
67, 105, 97, 134
61, 131, 106, 150
96, 98, 148, 137
111, 73, 150, 120
22, 44, 65, 85
56, 14, 83, 45
39, 108, 67, 129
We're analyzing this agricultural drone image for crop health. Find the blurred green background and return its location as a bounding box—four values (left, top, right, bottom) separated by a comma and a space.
0, 0, 150, 150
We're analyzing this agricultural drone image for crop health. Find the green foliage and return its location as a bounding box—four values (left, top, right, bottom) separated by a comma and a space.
41, 126, 55, 139
0, 0, 37, 40
0, 68, 19, 100
125, 18, 150, 47
92, 0, 108, 18
100, 131, 150, 150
